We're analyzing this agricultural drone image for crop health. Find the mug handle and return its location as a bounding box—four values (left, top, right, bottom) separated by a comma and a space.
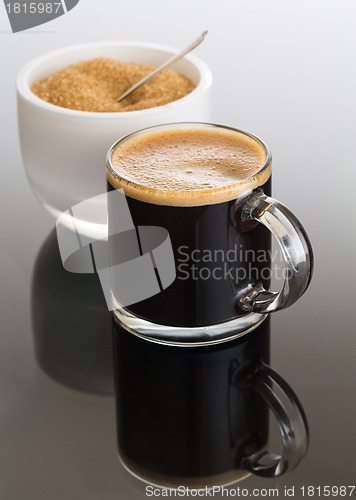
238, 189, 314, 313
234, 362, 309, 477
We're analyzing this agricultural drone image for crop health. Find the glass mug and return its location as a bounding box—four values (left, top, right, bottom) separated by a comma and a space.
113, 316, 309, 487
105, 122, 313, 345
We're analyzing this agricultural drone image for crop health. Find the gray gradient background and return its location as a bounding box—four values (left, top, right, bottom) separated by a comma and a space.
0, 1, 355, 498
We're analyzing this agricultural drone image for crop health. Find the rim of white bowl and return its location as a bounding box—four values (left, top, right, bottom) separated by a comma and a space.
16, 40, 213, 119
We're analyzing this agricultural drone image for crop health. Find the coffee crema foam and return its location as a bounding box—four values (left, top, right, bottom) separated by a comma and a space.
107, 127, 271, 206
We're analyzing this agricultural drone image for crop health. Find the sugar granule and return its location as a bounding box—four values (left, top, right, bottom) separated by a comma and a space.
31, 57, 196, 112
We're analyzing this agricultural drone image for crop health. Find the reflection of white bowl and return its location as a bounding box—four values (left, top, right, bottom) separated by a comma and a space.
17, 41, 213, 237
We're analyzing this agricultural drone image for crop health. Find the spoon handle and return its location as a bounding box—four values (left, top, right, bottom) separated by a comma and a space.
117, 30, 208, 103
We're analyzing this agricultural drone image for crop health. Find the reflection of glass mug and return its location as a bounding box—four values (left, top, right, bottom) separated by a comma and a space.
113, 317, 308, 487
17, 42, 212, 238
106, 123, 313, 343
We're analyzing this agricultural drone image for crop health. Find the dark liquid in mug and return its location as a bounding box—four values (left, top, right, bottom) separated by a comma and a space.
107, 126, 272, 327
113, 316, 270, 487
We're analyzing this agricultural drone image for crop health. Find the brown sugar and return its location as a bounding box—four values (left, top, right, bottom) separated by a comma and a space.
31, 57, 196, 112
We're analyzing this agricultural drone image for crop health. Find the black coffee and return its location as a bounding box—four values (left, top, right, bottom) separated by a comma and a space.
106, 125, 272, 327
113, 316, 271, 487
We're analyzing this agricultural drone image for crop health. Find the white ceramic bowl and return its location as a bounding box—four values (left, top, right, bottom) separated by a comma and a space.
17, 41, 213, 237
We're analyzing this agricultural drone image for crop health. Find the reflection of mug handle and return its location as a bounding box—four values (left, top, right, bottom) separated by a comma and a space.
238, 189, 314, 313
234, 362, 309, 477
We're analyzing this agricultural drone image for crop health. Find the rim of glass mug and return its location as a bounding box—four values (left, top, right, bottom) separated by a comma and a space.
106, 122, 272, 206
16, 40, 213, 119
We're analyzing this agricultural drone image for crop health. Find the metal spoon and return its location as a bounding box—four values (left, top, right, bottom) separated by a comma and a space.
117, 30, 208, 103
